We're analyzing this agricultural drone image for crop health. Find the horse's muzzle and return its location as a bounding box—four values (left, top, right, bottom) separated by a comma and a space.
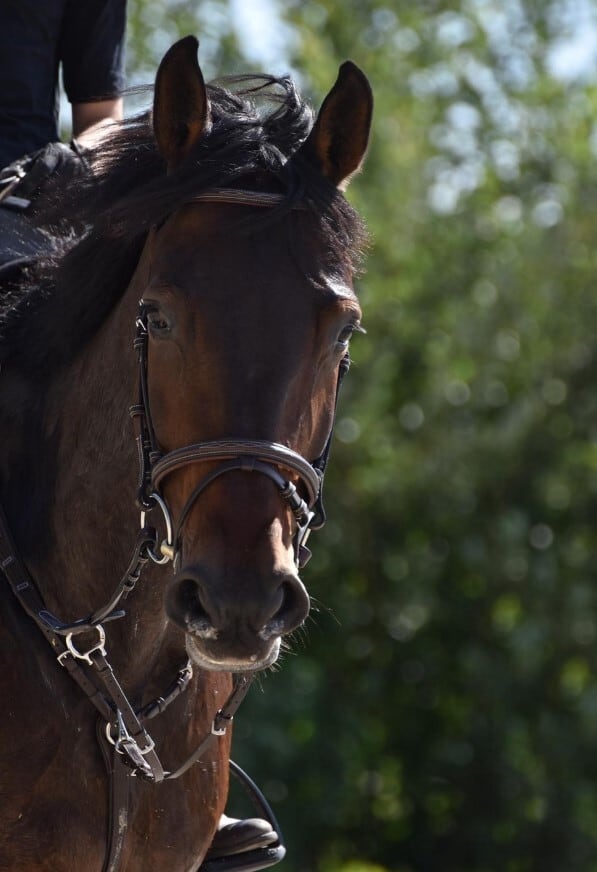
164, 567, 310, 672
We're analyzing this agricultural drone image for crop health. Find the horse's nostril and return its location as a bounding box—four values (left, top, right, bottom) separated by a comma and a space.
166, 576, 212, 634
267, 576, 310, 635
167, 569, 310, 641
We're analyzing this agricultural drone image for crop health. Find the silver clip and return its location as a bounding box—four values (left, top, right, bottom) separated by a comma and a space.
211, 715, 231, 737
140, 491, 174, 565
62, 625, 106, 665
107, 711, 155, 777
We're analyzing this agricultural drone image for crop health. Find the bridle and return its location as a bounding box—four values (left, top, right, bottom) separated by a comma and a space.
131, 300, 348, 574
0, 187, 351, 872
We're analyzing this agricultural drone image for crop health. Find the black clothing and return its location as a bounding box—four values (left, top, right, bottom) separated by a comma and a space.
0, 0, 126, 167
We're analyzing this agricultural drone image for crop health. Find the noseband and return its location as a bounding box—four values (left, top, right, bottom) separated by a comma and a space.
130, 189, 350, 572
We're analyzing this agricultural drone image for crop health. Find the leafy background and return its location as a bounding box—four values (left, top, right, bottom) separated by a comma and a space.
121, 2, 597, 870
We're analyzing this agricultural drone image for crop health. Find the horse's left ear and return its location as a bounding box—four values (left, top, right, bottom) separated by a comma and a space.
153, 35, 211, 169
301, 62, 373, 190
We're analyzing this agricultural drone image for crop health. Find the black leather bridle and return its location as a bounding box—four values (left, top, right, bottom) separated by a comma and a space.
131, 304, 348, 574
0, 188, 351, 872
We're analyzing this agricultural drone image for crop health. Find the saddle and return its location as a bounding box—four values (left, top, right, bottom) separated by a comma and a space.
0, 141, 90, 273
0, 140, 89, 210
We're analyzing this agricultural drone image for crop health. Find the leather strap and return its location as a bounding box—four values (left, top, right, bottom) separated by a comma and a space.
0, 490, 253, 781
97, 719, 131, 872
187, 190, 303, 210
165, 676, 252, 781
151, 439, 321, 506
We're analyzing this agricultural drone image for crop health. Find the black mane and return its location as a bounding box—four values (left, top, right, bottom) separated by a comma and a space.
0, 74, 367, 381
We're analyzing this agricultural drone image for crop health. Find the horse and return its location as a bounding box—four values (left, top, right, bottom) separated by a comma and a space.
0, 36, 372, 872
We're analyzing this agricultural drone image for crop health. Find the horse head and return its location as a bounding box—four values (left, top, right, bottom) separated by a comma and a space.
136, 37, 372, 673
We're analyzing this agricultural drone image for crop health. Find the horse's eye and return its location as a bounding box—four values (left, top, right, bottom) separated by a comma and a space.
337, 322, 365, 348
147, 311, 171, 335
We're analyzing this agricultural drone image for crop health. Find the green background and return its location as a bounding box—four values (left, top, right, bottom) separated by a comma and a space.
123, 3, 597, 870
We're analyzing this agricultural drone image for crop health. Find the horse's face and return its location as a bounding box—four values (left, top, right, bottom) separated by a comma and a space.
142, 37, 372, 672
143, 204, 360, 670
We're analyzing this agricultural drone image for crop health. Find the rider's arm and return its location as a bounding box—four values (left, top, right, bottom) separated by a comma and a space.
72, 98, 124, 141
62, 0, 126, 138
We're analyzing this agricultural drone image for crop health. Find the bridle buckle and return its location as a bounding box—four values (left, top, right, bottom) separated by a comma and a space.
61, 625, 107, 665
140, 491, 174, 565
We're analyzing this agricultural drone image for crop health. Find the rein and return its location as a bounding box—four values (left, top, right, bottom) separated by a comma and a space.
0, 187, 350, 872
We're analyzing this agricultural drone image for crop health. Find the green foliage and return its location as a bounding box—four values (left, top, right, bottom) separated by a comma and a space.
332, 865, 391, 872
126, 0, 245, 88
126, 3, 597, 870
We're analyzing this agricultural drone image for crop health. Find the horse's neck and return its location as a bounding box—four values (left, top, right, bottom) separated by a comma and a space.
0, 257, 173, 667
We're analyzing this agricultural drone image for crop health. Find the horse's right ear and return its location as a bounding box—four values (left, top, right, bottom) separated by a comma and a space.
153, 36, 211, 170
300, 62, 373, 190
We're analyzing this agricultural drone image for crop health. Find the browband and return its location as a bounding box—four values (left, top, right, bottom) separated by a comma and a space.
187, 189, 306, 209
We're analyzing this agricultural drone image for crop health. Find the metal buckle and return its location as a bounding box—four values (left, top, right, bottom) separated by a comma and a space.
61, 625, 106, 665
105, 711, 156, 777
106, 712, 154, 754
212, 719, 227, 737
0, 169, 23, 201
211, 712, 232, 737
294, 518, 313, 569
140, 491, 174, 564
